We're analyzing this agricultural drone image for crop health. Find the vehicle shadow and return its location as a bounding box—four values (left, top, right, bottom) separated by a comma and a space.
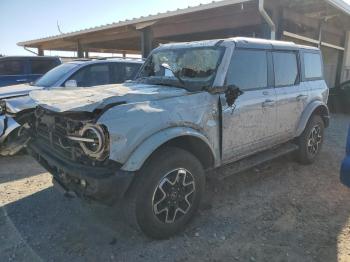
1, 114, 350, 262
1, 152, 350, 262
0, 154, 46, 184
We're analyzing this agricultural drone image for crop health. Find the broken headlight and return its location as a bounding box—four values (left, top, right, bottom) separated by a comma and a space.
0, 100, 6, 115
67, 124, 109, 160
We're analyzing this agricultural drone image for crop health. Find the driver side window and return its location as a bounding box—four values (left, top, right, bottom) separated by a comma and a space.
226, 49, 267, 91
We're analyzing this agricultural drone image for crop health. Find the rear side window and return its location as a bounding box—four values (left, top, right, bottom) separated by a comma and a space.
226, 50, 267, 90
273, 52, 298, 86
304, 53, 323, 79
30, 59, 57, 74
0, 60, 25, 75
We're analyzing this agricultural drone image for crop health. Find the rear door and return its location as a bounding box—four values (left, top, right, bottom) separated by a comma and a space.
221, 49, 277, 163
0, 58, 28, 87
273, 50, 308, 140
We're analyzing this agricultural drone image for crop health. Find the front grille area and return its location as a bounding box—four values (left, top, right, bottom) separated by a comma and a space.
29, 107, 113, 167
33, 112, 92, 165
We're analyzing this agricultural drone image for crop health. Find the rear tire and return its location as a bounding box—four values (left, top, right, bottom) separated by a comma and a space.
123, 147, 205, 239
296, 114, 324, 164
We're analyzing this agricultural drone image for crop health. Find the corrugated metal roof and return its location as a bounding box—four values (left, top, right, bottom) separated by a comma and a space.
17, 0, 350, 47
17, 0, 252, 46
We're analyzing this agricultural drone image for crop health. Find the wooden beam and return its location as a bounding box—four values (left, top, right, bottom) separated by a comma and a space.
153, 10, 261, 38
77, 40, 84, 58
140, 27, 153, 58
37, 48, 44, 56
79, 30, 140, 45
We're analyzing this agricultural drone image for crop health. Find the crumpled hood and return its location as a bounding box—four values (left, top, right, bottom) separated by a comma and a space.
29, 82, 189, 113
0, 84, 42, 100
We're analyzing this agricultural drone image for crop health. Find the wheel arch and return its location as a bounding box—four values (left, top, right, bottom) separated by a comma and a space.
296, 100, 329, 137
121, 127, 216, 172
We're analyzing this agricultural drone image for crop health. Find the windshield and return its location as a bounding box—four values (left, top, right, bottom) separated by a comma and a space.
136, 46, 224, 91
34, 63, 77, 87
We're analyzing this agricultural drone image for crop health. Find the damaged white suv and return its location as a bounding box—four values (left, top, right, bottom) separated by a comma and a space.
26, 37, 329, 239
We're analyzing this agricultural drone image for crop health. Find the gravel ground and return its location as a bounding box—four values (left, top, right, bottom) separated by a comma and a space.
0, 114, 350, 262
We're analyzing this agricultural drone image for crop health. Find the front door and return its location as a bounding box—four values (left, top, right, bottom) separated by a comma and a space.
221, 49, 277, 163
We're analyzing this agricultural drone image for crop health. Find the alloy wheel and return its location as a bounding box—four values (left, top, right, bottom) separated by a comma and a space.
307, 125, 322, 156
152, 168, 196, 224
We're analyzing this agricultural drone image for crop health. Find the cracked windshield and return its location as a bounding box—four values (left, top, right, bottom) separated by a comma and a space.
138, 47, 223, 90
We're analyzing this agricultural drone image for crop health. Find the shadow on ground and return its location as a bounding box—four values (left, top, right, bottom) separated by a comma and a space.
1, 114, 350, 262
0, 154, 45, 184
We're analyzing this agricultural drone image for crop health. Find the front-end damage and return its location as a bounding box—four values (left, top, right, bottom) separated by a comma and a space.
26, 87, 221, 203
26, 106, 134, 204
0, 96, 38, 156
24, 39, 234, 204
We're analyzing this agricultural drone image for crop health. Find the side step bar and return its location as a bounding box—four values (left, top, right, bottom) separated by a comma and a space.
211, 142, 299, 180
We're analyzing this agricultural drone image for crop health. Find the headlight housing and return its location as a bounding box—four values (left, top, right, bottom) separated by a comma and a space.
67, 124, 109, 160
79, 124, 109, 160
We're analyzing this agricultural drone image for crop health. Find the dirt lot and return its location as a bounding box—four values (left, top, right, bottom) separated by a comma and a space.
1, 114, 350, 262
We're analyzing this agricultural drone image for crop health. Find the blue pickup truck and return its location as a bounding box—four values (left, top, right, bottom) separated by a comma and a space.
341, 125, 350, 187
0, 56, 61, 87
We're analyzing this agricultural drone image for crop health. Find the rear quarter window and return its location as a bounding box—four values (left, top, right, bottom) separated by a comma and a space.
0, 60, 25, 75
303, 52, 323, 79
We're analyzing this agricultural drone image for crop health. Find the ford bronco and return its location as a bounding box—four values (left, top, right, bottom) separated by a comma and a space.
25, 37, 329, 239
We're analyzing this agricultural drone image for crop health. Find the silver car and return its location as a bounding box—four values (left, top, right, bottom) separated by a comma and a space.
25, 37, 329, 239
0, 58, 143, 155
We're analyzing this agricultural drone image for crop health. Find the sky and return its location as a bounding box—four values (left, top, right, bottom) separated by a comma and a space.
0, 0, 349, 56
0, 0, 215, 56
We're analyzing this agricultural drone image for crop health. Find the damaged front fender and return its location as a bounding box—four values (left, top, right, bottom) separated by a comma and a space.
96, 92, 221, 171
120, 127, 215, 171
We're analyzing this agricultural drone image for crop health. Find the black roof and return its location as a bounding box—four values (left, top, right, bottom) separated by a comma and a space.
0, 56, 60, 60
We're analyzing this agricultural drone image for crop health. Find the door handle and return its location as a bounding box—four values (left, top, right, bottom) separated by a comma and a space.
16, 79, 27, 82
262, 99, 275, 108
296, 94, 308, 101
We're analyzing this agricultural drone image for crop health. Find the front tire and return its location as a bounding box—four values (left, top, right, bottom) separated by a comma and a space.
296, 114, 325, 164
124, 147, 205, 239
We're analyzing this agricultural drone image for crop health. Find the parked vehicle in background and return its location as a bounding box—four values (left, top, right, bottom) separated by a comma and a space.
0, 58, 143, 156
25, 38, 329, 239
341, 125, 350, 187
329, 80, 350, 113
0, 56, 61, 87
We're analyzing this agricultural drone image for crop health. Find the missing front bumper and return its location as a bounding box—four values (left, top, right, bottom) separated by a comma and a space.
27, 141, 135, 205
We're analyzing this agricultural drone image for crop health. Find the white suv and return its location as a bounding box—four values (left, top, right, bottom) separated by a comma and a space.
25, 37, 329, 239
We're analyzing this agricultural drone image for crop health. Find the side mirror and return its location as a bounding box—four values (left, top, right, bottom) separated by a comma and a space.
64, 79, 78, 88
225, 85, 243, 107
209, 85, 243, 107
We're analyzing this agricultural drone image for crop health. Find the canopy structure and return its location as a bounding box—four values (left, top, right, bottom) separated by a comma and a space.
18, 0, 350, 86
